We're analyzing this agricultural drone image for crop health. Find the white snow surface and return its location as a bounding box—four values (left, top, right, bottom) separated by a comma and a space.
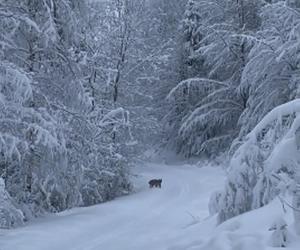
0, 163, 299, 250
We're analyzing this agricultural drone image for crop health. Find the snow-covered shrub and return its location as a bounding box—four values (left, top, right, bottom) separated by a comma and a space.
0, 178, 24, 228
269, 217, 290, 247
215, 100, 300, 225
209, 190, 222, 215
293, 182, 300, 234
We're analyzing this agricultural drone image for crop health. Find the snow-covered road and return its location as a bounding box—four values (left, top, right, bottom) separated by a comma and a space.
0, 163, 224, 250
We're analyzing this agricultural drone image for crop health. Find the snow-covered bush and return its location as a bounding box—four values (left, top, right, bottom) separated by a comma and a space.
293, 180, 300, 234
208, 190, 222, 215
213, 100, 300, 226
269, 217, 290, 247
0, 178, 24, 228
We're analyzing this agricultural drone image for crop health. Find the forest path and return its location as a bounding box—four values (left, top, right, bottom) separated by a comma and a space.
0, 163, 225, 250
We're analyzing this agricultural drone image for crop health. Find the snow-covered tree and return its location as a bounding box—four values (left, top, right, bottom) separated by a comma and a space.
213, 100, 300, 227
164, 0, 262, 157
166, 78, 243, 157
237, 1, 300, 138
0, 0, 132, 227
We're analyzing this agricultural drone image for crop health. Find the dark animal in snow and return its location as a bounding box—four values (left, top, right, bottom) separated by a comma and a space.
148, 179, 162, 188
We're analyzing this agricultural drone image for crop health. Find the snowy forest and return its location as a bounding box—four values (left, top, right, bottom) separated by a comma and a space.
1, 0, 300, 249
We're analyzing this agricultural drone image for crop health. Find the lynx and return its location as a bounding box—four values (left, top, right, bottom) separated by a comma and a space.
148, 179, 162, 188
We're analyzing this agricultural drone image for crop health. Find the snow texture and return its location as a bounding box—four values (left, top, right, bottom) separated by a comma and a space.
1, 163, 300, 250
0, 163, 224, 250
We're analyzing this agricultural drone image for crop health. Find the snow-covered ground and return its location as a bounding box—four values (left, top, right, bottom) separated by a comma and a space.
0, 163, 299, 250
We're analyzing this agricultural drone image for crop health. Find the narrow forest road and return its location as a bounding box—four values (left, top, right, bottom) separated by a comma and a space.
0, 163, 225, 250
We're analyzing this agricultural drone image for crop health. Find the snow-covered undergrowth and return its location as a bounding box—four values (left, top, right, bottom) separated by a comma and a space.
0, 178, 24, 229
211, 99, 300, 234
